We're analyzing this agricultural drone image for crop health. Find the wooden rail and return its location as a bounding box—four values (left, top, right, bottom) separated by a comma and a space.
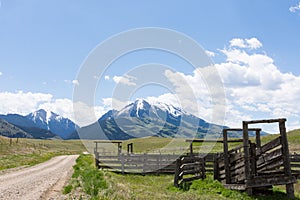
174, 156, 206, 187
95, 151, 216, 175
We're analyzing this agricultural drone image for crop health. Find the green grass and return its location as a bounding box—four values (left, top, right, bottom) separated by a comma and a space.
64, 154, 108, 199
0, 136, 85, 170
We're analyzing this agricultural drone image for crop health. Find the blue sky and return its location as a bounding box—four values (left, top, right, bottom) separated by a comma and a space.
0, 1, 300, 131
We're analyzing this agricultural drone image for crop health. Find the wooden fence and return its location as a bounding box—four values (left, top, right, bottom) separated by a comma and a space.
95, 150, 216, 175
290, 154, 300, 179
95, 153, 178, 174
174, 156, 205, 187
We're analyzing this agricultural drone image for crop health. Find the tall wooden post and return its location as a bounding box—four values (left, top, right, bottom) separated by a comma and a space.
118, 143, 122, 155
223, 129, 231, 184
94, 142, 99, 168
255, 129, 261, 148
174, 158, 181, 187
190, 142, 193, 156
279, 119, 295, 199
243, 121, 252, 195
213, 153, 220, 180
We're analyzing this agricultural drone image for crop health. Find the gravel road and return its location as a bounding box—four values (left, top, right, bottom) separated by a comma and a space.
0, 155, 78, 200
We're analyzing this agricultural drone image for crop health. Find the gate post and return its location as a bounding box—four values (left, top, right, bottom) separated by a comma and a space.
243, 121, 252, 195
279, 119, 295, 199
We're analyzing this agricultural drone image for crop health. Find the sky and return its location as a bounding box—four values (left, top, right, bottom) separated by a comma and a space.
0, 1, 300, 132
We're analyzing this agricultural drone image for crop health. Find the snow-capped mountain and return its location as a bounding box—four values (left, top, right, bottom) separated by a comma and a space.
0, 109, 78, 139
78, 99, 225, 140
26, 109, 77, 139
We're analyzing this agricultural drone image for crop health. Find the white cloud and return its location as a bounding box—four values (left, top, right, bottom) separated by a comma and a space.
0, 91, 53, 115
290, 2, 300, 13
0, 72, 2, 76
205, 50, 216, 57
113, 74, 137, 86
104, 75, 110, 80
72, 101, 108, 126
245, 38, 263, 49
72, 79, 79, 86
229, 37, 262, 49
0, 91, 108, 127
64, 79, 79, 86
159, 38, 300, 132
230, 38, 246, 48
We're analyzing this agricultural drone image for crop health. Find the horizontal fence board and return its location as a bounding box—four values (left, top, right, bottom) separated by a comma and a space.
257, 149, 282, 165
180, 175, 204, 184
230, 160, 245, 172
228, 145, 244, 154
256, 137, 281, 155
247, 175, 296, 188
229, 152, 244, 163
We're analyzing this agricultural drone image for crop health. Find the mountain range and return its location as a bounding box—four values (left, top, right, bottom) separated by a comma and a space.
0, 109, 77, 139
77, 99, 226, 140
0, 99, 264, 140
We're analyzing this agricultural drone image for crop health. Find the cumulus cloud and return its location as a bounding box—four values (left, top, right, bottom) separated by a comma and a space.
290, 2, 300, 13
0, 72, 2, 76
0, 91, 53, 115
229, 37, 262, 49
0, 91, 107, 127
104, 75, 110, 80
158, 38, 300, 131
113, 74, 137, 86
72, 101, 108, 126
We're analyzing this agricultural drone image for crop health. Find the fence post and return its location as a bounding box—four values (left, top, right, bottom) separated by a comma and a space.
95, 151, 100, 168
121, 153, 125, 175
223, 129, 231, 184
142, 153, 147, 174
243, 121, 252, 195
174, 158, 181, 187
213, 153, 220, 180
279, 119, 295, 199
201, 157, 206, 179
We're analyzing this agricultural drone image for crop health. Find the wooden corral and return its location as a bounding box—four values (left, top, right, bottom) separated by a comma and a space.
94, 118, 300, 198
215, 119, 296, 198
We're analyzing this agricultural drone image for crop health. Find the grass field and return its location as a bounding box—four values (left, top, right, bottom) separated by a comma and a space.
2, 129, 300, 199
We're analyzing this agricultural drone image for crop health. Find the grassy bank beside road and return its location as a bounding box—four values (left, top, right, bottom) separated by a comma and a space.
0, 136, 85, 170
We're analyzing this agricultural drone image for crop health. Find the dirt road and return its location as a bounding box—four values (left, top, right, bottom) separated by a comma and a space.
0, 155, 78, 200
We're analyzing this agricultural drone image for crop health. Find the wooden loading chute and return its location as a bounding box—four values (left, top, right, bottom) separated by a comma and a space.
215, 119, 296, 198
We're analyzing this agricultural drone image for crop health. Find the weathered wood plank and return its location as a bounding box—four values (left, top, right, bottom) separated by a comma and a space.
290, 163, 300, 168
228, 144, 244, 154
243, 118, 286, 124
246, 175, 296, 188
180, 175, 204, 184
224, 184, 246, 190
230, 160, 245, 172
256, 148, 282, 167
256, 137, 281, 155
229, 152, 244, 163
257, 159, 283, 173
